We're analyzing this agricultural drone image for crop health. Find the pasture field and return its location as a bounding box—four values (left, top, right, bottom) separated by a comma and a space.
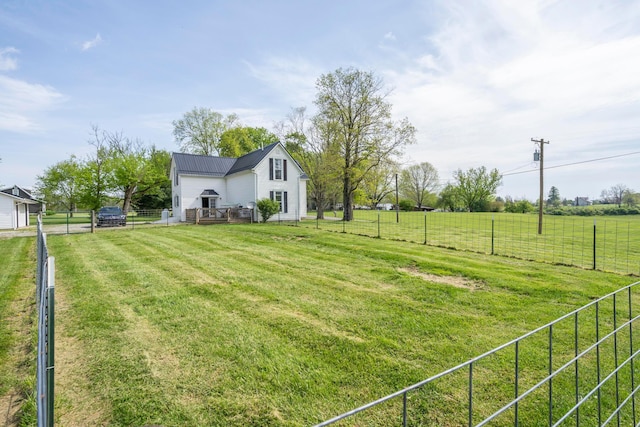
2, 224, 639, 426
301, 211, 640, 275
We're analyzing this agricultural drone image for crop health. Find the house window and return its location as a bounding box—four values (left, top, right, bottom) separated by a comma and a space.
174, 169, 179, 186
174, 195, 179, 207
269, 158, 287, 181
270, 191, 288, 213
12, 186, 19, 196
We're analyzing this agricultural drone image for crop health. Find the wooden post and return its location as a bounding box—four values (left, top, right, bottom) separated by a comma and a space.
91, 210, 95, 233
195, 208, 200, 224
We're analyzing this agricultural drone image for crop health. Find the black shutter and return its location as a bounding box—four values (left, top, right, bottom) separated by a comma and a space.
269, 158, 273, 180
283, 159, 287, 181
284, 192, 288, 213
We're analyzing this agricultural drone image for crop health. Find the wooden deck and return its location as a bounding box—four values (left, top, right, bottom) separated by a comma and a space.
185, 208, 254, 224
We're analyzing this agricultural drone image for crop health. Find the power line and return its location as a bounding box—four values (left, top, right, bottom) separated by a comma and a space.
502, 150, 640, 177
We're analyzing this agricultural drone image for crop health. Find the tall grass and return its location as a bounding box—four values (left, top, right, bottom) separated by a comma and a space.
39, 224, 638, 426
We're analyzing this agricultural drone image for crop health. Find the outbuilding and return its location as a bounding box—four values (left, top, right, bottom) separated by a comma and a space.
0, 186, 39, 229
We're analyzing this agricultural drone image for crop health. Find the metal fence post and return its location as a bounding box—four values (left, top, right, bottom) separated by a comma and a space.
491, 215, 495, 255
593, 219, 597, 270
46, 257, 55, 427
377, 212, 380, 238
424, 212, 427, 245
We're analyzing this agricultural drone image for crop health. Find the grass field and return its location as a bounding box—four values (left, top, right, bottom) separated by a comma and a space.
300, 211, 640, 276
3, 224, 640, 425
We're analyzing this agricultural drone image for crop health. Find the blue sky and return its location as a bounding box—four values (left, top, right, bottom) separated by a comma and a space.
1, 0, 639, 202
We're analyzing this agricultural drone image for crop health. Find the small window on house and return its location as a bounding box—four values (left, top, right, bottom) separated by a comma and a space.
174, 169, 179, 186
274, 159, 282, 180
270, 190, 288, 213
12, 186, 19, 196
174, 195, 179, 207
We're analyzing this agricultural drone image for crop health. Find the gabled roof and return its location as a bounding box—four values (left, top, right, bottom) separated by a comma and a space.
226, 142, 278, 175
0, 185, 41, 203
173, 142, 296, 177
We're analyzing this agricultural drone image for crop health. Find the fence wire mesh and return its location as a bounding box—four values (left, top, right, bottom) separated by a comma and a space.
315, 280, 640, 426
295, 212, 640, 276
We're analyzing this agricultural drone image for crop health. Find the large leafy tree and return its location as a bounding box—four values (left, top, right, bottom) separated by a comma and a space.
314, 68, 416, 221
35, 156, 83, 214
219, 126, 278, 157
276, 107, 341, 219
110, 137, 171, 213
173, 107, 238, 156
452, 166, 502, 212
400, 162, 439, 209
80, 125, 115, 210
361, 158, 399, 209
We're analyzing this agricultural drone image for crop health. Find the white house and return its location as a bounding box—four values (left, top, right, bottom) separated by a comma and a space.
0, 185, 40, 229
171, 142, 308, 222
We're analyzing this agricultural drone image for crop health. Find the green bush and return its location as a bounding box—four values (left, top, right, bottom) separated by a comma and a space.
398, 199, 414, 212
256, 198, 280, 223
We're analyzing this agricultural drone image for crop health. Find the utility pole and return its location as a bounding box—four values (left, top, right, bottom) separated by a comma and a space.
532, 138, 549, 234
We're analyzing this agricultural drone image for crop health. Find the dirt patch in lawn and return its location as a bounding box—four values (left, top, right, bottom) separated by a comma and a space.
399, 266, 484, 291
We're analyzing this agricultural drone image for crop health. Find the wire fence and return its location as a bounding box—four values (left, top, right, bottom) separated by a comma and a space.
34, 208, 175, 235
315, 280, 640, 426
296, 212, 640, 276
35, 216, 55, 427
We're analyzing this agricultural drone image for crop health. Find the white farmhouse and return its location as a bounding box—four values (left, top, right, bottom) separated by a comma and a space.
171, 142, 308, 222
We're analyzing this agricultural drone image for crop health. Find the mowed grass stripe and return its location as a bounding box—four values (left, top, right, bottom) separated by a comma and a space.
48, 225, 637, 426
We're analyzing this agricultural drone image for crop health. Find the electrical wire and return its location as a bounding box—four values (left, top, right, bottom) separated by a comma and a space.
502, 150, 640, 177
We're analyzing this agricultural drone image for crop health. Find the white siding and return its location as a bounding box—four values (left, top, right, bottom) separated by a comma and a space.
255, 145, 307, 221
225, 171, 255, 207
0, 195, 14, 229
178, 175, 227, 220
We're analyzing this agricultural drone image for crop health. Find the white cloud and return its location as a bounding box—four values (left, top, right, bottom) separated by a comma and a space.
81, 33, 102, 51
244, 56, 320, 108
384, 0, 640, 196
0, 75, 65, 132
384, 32, 396, 41
0, 47, 19, 71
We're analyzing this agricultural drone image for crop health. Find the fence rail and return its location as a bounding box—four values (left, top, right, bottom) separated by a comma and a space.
33, 208, 175, 234
316, 280, 640, 426
36, 216, 55, 427
298, 212, 640, 276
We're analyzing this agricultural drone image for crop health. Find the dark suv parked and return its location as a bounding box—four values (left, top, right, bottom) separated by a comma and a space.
97, 206, 127, 227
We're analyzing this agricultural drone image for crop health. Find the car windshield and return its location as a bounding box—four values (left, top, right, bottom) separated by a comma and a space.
100, 207, 123, 215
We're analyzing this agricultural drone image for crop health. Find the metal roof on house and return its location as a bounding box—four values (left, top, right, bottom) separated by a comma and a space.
172, 142, 284, 177
226, 142, 278, 175
200, 189, 219, 196
172, 152, 237, 176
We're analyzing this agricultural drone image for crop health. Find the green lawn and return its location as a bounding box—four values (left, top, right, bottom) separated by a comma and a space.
0, 237, 38, 425
4, 224, 639, 425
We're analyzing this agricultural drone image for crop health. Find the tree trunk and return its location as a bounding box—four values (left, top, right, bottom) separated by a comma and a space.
343, 177, 353, 221
122, 186, 136, 214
